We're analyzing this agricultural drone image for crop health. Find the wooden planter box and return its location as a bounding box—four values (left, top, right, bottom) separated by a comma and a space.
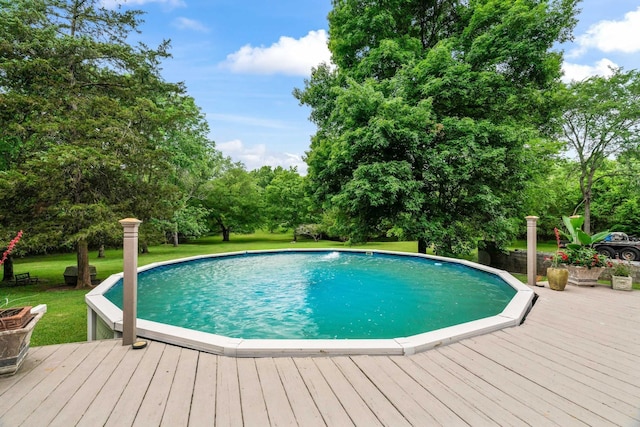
0, 306, 34, 331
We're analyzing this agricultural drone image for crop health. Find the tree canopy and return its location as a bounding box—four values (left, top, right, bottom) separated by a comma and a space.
296, 0, 578, 254
555, 68, 640, 233
0, 0, 216, 287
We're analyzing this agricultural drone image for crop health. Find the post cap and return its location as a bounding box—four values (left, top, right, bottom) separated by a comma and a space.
119, 218, 143, 226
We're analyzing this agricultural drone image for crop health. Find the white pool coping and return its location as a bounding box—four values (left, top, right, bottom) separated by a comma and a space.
86, 249, 535, 357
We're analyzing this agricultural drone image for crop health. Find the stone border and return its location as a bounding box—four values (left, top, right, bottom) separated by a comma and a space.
86, 249, 535, 357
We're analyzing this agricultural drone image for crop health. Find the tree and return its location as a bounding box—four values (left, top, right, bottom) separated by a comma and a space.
151, 96, 221, 247
589, 156, 640, 236
556, 68, 640, 233
296, 0, 578, 254
263, 167, 312, 234
200, 162, 264, 241
0, 0, 207, 287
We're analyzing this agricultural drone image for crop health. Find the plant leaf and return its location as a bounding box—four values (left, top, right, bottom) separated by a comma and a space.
590, 231, 610, 244
577, 230, 592, 245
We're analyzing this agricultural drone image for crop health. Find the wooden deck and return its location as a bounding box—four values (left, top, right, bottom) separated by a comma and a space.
1, 284, 639, 426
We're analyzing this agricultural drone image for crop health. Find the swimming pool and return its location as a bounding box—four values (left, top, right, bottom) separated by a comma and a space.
86, 249, 535, 356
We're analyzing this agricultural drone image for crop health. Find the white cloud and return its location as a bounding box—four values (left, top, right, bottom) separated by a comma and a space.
172, 17, 209, 33
100, 0, 185, 10
570, 7, 640, 57
561, 58, 618, 83
218, 139, 307, 174
221, 30, 332, 76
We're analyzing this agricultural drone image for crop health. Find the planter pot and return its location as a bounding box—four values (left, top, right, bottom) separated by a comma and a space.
547, 267, 568, 291
0, 306, 34, 330
0, 307, 46, 376
611, 275, 633, 291
567, 265, 604, 287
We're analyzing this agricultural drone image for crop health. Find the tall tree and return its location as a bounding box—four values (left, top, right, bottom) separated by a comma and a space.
296, 0, 578, 254
556, 68, 640, 233
0, 0, 204, 287
200, 162, 264, 241
263, 167, 312, 234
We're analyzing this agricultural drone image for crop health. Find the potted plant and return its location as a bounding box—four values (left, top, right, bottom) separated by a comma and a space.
610, 261, 633, 291
0, 231, 46, 376
560, 216, 612, 286
546, 227, 569, 291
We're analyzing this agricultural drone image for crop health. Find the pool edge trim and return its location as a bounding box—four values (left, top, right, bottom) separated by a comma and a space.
86, 249, 535, 357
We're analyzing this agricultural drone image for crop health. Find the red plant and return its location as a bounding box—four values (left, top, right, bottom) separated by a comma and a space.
0, 231, 23, 266
548, 228, 568, 268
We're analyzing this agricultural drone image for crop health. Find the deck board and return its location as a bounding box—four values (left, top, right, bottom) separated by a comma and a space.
242, 358, 280, 426
215, 353, 242, 426
49, 342, 131, 427
133, 343, 183, 426
0, 341, 97, 425
312, 357, 382, 427
20, 339, 119, 426
74, 339, 148, 427
188, 352, 217, 426
161, 347, 199, 427
273, 358, 325, 427
1, 285, 639, 426
294, 357, 354, 426
103, 341, 166, 427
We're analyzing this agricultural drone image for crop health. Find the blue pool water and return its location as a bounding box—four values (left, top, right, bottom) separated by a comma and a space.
104, 251, 516, 339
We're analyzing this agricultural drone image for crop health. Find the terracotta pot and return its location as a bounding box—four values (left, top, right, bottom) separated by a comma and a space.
567, 265, 604, 287
547, 267, 568, 291
0, 306, 34, 331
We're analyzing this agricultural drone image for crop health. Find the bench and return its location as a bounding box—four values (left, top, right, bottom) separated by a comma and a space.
14, 273, 38, 286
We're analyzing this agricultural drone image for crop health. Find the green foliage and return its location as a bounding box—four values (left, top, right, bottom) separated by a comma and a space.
0, 0, 218, 284
263, 167, 314, 233
558, 215, 610, 269
556, 68, 640, 233
200, 162, 265, 240
611, 260, 633, 277
561, 246, 611, 268
297, 0, 578, 255
588, 156, 640, 236
561, 215, 609, 250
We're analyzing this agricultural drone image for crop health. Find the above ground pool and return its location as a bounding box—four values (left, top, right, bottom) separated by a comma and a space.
86, 249, 535, 357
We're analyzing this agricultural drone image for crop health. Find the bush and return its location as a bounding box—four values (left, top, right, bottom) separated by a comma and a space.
611, 261, 633, 277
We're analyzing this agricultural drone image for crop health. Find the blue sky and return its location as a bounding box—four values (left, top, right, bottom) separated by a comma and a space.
106, 0, 640, 174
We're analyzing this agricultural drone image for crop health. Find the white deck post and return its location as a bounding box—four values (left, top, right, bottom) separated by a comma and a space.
526, 216, 540, 287
120, 218, 142, 346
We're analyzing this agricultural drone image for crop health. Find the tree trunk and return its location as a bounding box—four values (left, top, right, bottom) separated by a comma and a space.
2, 256, 14, 282
222, 227, 230, 242
76, 238, 92, 289
583, 195, 591, 235
172, 230, 179, 247
140, 241, 149, 254
418, 238, 427, 254
98, 244, 105, 258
